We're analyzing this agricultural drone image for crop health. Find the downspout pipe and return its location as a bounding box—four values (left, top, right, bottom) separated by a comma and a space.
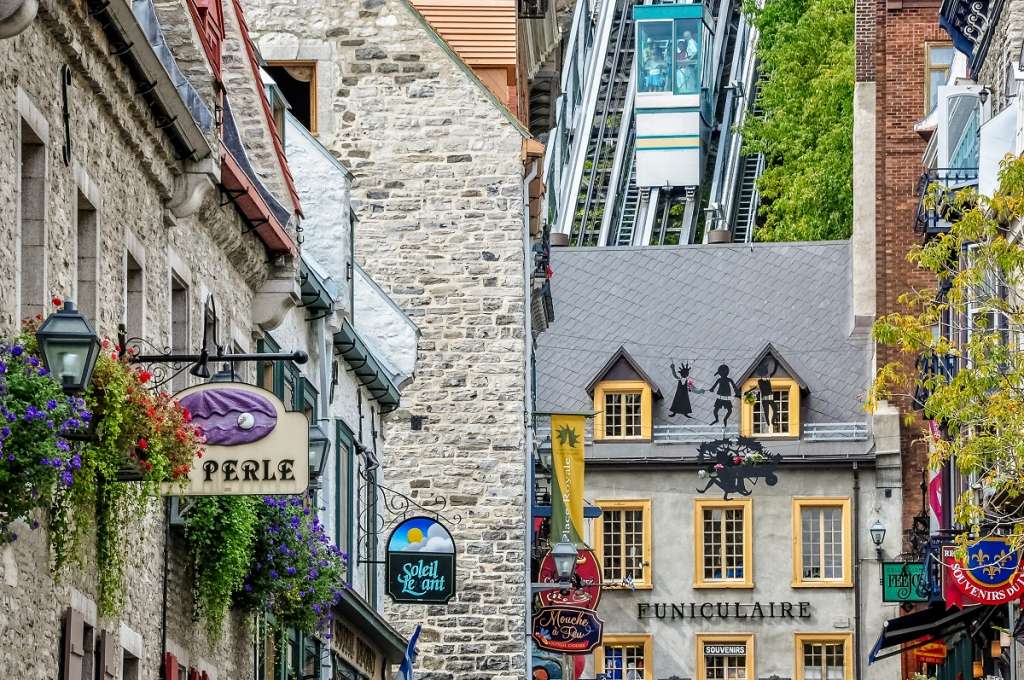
853, 462, 862, 680
522, 155, 538, 676
0, 0, 36, 38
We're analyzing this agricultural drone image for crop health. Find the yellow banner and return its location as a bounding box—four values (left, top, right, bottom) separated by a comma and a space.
550, 414, 586, 544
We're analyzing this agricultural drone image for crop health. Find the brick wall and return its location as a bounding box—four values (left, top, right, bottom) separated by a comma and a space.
871, 0, 945, 555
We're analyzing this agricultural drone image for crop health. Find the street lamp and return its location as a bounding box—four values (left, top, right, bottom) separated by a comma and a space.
35, 301, 101, 394
308, 420, 330, 484
550, 533, 579, 586
870, 519, 886, 560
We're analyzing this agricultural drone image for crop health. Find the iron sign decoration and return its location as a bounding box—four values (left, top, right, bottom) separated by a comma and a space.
537, 548, 602, 609
696, 436, 782, 499
947, 537, 1024, 606
167, 382, 309, 495
531, 606, 604, 654
881, 562, 928, 603
386, 516, 456, 604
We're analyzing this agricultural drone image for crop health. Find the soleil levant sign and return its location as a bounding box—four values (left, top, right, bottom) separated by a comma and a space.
386, 516, 457, 604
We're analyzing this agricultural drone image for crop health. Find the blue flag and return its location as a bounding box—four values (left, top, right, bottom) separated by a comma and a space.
396, 624, 422, 680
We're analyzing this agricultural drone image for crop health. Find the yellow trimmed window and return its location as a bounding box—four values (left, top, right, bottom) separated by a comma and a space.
697, 634, 754, 680
596, 634, 653, 680
594, 380, 652, 441
740, 377, 800, 437
795, 634, 852, 680
594, 499, 652, 588
792, 498, 853, 587
694, 499, 752, 588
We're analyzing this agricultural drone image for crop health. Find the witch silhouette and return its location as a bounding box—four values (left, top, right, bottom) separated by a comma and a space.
668, 362, 695, 417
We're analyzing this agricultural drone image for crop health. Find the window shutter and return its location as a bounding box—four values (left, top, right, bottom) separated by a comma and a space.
98, 631, 118, 680
61, 607, 85, 680
164, 653, 178, 680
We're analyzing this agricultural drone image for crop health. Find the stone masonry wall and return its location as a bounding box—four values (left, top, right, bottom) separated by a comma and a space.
0, 2, 274, 678
246, 1, 530, 678
977, 0, 1024, 110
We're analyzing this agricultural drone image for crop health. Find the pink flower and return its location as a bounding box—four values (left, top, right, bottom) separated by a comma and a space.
714, 463, 724, 470
734, 456, 743, 464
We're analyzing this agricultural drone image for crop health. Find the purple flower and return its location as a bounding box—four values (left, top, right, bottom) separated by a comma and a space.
28, 357, 39, 367
312, 604, 322, 614
60, 471, 73, 486
270, 570, 279, 578
244, 583, 253, 592
289, 516, 300, 529
1, 427, 10, 438
40, 457, 50, 467
45, 399, 57, 411
79, 411, 91, 422
37, 368, 48, 377
0, 361, 7, 373
56, 440, 70, 453
308, 569, 319, 579
286, 566, 297, 576
10, 346, 22, 356
69, 454, 81, 469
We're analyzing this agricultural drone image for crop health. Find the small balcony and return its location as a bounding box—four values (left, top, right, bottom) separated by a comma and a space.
914, 352, 959, 408
913, 168, 978, 237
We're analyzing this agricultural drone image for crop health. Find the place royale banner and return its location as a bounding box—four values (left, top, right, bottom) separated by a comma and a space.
166, 383, 309, 495
386, 516, 457, 605
550, 414, 586, 544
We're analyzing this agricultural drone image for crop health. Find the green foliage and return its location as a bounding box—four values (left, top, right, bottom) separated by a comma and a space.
871, 156, 1024, 553
742, 0, 854, 241
184, 496, 259, 639
237, 497, 348, 635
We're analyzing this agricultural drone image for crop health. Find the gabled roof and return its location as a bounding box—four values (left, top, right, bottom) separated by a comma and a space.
585, 345, 663, 399
736, 342, 809, 392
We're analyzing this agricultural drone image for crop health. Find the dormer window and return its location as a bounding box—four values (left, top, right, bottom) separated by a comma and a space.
587, 346, 662, 442
737, 344, 807, 439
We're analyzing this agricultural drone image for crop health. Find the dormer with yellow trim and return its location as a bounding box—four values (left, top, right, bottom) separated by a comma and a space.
587, 346, 663, 442
737, 344, 808, 439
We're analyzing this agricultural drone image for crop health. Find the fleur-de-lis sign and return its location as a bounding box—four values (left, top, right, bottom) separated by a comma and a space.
556, 424, 580, 448
982, 549, 1010, 579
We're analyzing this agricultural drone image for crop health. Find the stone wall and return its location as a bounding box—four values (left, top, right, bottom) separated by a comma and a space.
0, 2, 275, 678
977, 0, 1024, 110
246, 1, 531, 677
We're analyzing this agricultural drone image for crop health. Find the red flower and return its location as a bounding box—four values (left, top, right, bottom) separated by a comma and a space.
734, 456, 743, 464
101, 338, 110, 349
182, 408, 191, 423
138, 438, 149, 451
138, 370, 152, 384
51, 297, 62, 307
196, 450, 204, 459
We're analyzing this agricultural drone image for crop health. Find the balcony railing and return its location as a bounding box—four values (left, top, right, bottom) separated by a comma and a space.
914, 352, 959, 408
533, 421, 870, 446
914, 168, 978, 236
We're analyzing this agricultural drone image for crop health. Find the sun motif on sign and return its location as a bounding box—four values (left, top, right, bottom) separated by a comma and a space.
407, 527, 425, 544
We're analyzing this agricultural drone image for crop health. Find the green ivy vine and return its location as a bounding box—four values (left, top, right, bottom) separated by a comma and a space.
184, 496, 259, 639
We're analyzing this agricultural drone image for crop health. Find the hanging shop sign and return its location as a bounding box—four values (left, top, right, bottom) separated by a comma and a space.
881, 562, 928, 603
386, 516, 456, 604
695, 436, 782, 500
637, 601, 811, 621
168, 383, 309, 495
946, 537, 1024, 606
537, 548, 602, 609
531, 606, 604, 654
704, 644, 746, 656
913, 640, 948, 665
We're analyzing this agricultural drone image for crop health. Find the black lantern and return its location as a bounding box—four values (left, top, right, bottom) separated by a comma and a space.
308, 421, 330, 482
36, 301, 101, 394
550, 533, 579, 584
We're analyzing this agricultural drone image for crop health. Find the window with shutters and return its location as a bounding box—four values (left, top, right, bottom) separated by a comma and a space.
694, 499, 753, 588
792, 498, 853, 587
594, 499, 652, 588
795, 634, 852, 680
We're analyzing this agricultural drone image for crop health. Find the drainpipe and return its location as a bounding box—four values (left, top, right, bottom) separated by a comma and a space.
522, 155, 539, 676
852, 462, 862, 680
0, 0, 37, 38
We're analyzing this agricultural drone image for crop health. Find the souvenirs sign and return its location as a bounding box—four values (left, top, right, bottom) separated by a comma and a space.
531, 606, 604, 654
946, 538, 1024, 606
168, 383, 309, 495
537, 548, 602, 609
386, 516, 456, 604
881, 562, 928, 603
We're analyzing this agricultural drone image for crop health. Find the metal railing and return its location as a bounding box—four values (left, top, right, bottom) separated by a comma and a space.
533, 421, 870, 446
914, 168, 978, 235
914, 352, 959, 408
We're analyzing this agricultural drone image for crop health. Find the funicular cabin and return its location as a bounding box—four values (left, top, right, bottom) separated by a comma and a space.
634, 2, 713, 188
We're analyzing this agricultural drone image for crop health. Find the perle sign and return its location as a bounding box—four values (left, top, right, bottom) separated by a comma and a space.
167, 383, 309, 495
386, 516, 457, 605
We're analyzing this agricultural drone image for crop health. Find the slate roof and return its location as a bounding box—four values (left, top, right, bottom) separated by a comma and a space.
535, 242, 871, 427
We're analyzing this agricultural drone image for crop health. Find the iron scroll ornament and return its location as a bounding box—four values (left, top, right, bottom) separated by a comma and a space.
696, 436, 782, 500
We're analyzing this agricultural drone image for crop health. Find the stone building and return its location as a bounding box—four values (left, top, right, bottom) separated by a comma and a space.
0, 1, 417, 678
246, 2, 557, 678
534, 242, 902, 679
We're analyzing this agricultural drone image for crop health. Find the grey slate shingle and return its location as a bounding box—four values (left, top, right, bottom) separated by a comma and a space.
535, 241, 871, 426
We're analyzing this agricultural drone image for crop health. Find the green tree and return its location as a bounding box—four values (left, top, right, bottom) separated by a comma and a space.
871, 158, 1024, 551
742, 0, 853, 242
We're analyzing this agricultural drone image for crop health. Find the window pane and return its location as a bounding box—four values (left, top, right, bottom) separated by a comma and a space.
673, 18, 701, 94
703, 506, 744, 580
753, 388, 789, 434
929, 45, 955, 66
802, 508, 821, 579
704, 648, 746, 680
638, 21, 672, 93
605, 393, 621, 437
604, 644, 645, 680
928, 70, 947, 111
602, 510, 623, 581
624, 392, 642, 436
